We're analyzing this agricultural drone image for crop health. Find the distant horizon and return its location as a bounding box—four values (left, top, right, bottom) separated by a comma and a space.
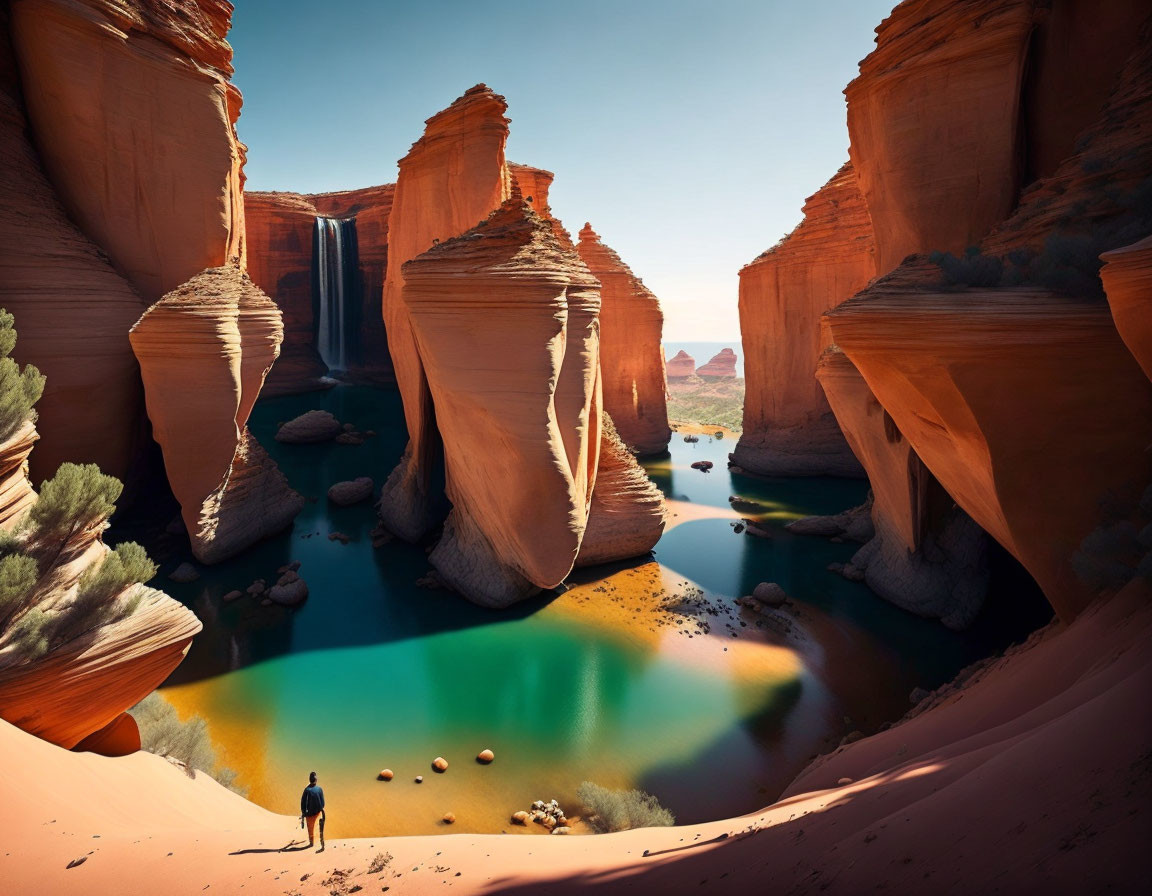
229, 0, 895, 341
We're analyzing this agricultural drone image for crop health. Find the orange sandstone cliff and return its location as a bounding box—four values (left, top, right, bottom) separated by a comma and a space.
8, 0, 246, 302
403, 201, 602, 606
129, 266, 303, 563
576, 223, 671, 455
733, 163, 871, 477
0, 9, 145, 482
378, 85, 512, 542
844, 0, 1035, 275
825, 7, 1152, 622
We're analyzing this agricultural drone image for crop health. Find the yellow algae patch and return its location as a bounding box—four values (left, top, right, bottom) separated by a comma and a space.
553, 560, 805, 686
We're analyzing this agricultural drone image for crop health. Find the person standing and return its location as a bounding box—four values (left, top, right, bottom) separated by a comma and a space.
300, 771, 326, 848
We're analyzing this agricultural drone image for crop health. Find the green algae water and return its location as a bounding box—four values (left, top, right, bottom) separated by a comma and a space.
152, 387, 1045, 838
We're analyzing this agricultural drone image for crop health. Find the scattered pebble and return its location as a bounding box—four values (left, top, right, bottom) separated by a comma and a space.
432, 757, 448, 773
378, 769, 393, 781
476, 749, 495, 764
442, 813, 456, 825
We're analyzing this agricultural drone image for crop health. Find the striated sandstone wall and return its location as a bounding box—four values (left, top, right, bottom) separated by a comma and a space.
576, 224, 671, 455
9, 0, 246, 303
378, 85, 512, 542
130, 266, 302, 563
734, 163, 872, 477
846, 0, 1035, 275
0, 9, 145, 482
1102, 236, 1152, 384
404, 200, 601, 607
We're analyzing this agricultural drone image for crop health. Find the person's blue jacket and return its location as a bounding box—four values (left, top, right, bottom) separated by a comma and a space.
301, 784, 325, 816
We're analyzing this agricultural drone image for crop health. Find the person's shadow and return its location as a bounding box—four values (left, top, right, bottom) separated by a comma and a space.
229, 839, 311, 855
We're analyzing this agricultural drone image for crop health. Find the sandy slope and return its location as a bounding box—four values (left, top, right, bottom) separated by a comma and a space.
2, 580, 1149, 895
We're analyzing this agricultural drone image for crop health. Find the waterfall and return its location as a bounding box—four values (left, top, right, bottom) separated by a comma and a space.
313, 216, 360, 373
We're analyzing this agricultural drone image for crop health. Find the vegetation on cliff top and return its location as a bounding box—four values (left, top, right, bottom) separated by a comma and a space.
0, 309, 157, 665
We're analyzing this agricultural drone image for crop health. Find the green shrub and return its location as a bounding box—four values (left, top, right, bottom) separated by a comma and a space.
7, 606, 51, 660
0, 310, 46, 444
576, 781, 675, 833
0, 553, 39, 627
28, 463, 123, 549
76, 542, 156, 607
129, 692, 245, 794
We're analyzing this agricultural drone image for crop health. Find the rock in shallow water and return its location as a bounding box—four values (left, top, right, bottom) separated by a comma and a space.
327, 477, 374, 506
752, 582, 789, 607
275, 410, 342, 443
269, 578, 308, 607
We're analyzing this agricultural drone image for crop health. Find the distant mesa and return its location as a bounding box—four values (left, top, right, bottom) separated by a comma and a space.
696, 347, 738, 378
665, 349, 696, 379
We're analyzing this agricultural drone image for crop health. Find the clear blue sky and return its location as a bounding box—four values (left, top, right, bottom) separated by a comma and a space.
231, 0, 894, 341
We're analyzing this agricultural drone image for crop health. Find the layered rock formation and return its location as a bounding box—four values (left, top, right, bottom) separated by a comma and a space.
403, 200, 601, 606
129, 266, 302, 563
0, 8, 145, 482
814, 347, 988, 629
733, 164, 872, 477
9, 0, 246, 302
1102, 236, 1152, 383
845, 0, 1035, 274
0, 584, 201, 750
378, 85, 512, 542
576, 415, 667, 567
576, 224, 671, 455
825, 13, 1152, 622
0, 421, 39, 530
665, 350, 695, 380
828, 280, 1152, 623
695, 348, 737, 378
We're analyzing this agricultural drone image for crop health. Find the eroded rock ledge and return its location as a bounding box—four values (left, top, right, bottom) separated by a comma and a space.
130, 265, 303, 563
404, 200, 602, 606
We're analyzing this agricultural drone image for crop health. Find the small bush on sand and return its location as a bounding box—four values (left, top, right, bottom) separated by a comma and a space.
130, 692, 245, 794
576, 781, 675, 833
367, 852, 393, 874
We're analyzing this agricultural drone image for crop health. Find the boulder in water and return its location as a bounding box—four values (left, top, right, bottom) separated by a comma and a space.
327, 477, 374, 506
275, 410, 342, 443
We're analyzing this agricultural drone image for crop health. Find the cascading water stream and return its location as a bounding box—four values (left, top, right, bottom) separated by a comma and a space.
313, 216, 359, 373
